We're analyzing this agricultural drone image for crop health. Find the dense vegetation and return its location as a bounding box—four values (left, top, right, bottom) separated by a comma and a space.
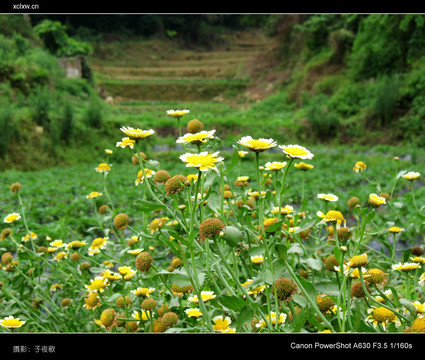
1, 14, 425, 172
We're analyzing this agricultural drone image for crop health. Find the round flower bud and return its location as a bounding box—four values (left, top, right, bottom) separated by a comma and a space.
317, 294, 334, 313
80, 262, 91, 271
10, 182, 22, 193
113, 213, 129, 230
157, 303, 171, 317
161, 312, 178, 327
347, 196, 360, 211
135, 251, 153, 272
378, 192, 391, 202
1, 252, 13, 265
131, 151, 147, 166
199, 218, 225, 241
187, 119, 204, 134
411, 246, 424, 256
365, 268, 387, 285
324, 255, 339, 272
100, 308, 117, 328
153, 170, 170, 184
0, 228, 12, 240
125, 321, 139, 332
350, 281, 369, 298
116, 314, 126, 327
272, 277, 297, 302
336, 227, 352, 242
165, 175, 189, 195
37, 246, 48, 254
98, 204, 109, 215
152, 319, 167, 333
141, 298, 158, 311
32, 297, 43, 309
61, 298, 72, 308
115, 296, 132, 308
70, 252, 81, 262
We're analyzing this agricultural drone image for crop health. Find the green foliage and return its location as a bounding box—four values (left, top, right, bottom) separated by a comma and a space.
373, 74, 400, 127
60, 99, 75, 144
33, 19, 92, 57
84, 91, 104, 129
305, 95, 340, 139
0, 100, 14, 158
29, 85, 51, 127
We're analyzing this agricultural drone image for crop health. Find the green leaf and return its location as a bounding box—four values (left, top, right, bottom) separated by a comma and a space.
297, 275, 316, 300
133, 199, 166, 212
275, 243, 288, 262
262, 269, 274, 285
305, 258, 322, 271
222, 226, 243, 248
206, 190, 221, 214
222, 145, 239, 176
292, 306, 310, 332
266, 220, 283, 233
236, 305, 254, 332
218, 295, 246, 312
400, 298, 417, 317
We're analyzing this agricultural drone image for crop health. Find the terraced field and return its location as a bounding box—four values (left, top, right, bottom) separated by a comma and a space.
91, 31, 272, 106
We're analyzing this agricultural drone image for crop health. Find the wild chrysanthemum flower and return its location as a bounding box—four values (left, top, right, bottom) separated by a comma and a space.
212, 315, 233, 333
366, 306, 401, 331
353, 161, 367, 173
167, 109, 190, 118
141, 298, 158, 311
402, 171, 420, 181
271, 205, 294, 215
116, 137, 135, 149
21, 232, 37, 242
294, 162, 314, 171
179, 151, 224, 172
147, 217, 169, 234
131, 287, 155, 298
3, 213, 21, 223
185, 308, 203, 318
279, 144, 314, 159
176, 130, 216, 145
364, 268, 387, 288
85, 276, 109, 293
66, 240, 87, 250
251, 255, 264, 264
120, 126, 155, 141
238, 136, 277, 152
95, 163, 111, 174
347, 253, 368, 268
256, 312, 287, 329
238, 151, 248, 158
0, 316, 26, 328
100, 308, 117, 329
317, 193, 339, 202
264, 161, 287, 171
102, 269, 121, 281
317, 210, 346, 228
86, 191, 102, 199
419, 272, 425, 286
188, 291, 216, 303
412, 301, 425, 315
388, 226, 404, 233
50, 239, 66, 248
135, 169, 155, 185
54, 251, 68, 261
241, 279, 266, 297
83, 292, 100, 310
392, 262, 421, 272
161, 312, 179, 328
132, 310, 150, 322
411, 256, 425, 264
368, 193, 386, 207
88, 237, 108, 256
